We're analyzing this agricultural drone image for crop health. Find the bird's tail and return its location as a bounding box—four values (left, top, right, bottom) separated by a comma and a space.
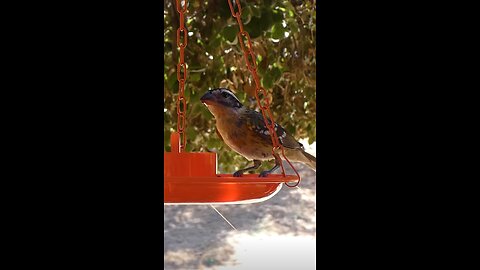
300, 149, 316, 171
285, 148, 316, 172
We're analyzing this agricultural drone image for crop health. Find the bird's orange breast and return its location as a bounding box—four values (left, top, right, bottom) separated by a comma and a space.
215, 113, 273, 160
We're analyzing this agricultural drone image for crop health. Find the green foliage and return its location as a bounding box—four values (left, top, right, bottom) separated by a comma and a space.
164, 0, 316, 173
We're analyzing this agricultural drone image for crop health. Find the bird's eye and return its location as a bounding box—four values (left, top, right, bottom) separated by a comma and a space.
221, 92, 229, 98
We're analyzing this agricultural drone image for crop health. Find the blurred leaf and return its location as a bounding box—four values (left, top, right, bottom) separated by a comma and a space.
261, 8, 274, 30
167, 73, 178, 93
165, 42, 172, 52
271, 66, 282, 82
258, 57, 268, 75
271, 23, 285, 39
240, 5, 252, 23
207, 136, 217, 149
308, 136, 315, 145
185, 143, 193, 152
244, 16, 264, 39
189, 60, 202, 71
164, 128, 171, 152
201, 107, 213, 119
222, 25, 237, 42
286, 123, 296, 135
218, 1, 231, 19
207, 36, 221, 51
236, 90, 247, 103
251, 5, 261, 18
272, 10, 283, 24
190, 73, 201, 82
262, 71, 273, 89
192, 103, 203, 115
187, 127, 197, 141
286, 18, 299, 34
184, 87, 191, 99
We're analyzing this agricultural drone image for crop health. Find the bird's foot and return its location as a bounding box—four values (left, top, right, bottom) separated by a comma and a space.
233, 170, 244, 177
259, 170, 271, 177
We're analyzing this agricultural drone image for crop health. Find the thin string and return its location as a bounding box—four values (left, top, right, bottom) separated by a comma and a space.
210, 204, 237, 231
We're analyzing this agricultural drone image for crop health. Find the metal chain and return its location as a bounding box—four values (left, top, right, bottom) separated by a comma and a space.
176, 0, 188, 152
227, 0, 301, 186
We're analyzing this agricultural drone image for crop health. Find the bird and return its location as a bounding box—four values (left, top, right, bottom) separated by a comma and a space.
200, 88, 316, 177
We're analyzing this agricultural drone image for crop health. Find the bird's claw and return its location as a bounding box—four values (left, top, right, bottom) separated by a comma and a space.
233, 171, 243, 177
259, 171, 270, 177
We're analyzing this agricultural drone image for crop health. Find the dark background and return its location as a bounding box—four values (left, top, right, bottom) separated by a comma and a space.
7, 0, 462, 268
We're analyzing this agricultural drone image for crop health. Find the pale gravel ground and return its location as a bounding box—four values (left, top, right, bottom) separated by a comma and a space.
164, 159, 316, 270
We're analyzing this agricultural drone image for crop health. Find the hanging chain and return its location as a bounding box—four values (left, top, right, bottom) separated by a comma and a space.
227, 0, 300, 186
176, 0, 188, 152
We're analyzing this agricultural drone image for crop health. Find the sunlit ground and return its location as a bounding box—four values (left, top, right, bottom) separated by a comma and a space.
214, 232, 316, 270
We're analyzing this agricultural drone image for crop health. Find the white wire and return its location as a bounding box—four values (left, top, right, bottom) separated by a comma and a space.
210, 204, 237, 231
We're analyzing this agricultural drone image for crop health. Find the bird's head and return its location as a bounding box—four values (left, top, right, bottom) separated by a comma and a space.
200, 88, 243, 116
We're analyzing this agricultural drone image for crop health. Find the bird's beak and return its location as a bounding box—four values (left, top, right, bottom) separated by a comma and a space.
200, 91, 215, 105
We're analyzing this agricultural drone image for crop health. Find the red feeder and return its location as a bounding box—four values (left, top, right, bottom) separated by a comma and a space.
164, 132, 298, 204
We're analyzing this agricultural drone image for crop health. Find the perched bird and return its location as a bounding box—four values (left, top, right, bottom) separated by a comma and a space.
200, 88, 316, 177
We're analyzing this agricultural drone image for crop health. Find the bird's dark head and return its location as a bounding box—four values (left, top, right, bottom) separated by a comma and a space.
200, 88, 243, 109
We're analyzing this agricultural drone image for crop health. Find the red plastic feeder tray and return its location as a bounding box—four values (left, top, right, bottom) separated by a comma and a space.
164, 132, 299, 204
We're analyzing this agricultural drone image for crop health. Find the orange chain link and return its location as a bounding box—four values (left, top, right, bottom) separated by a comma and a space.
227, 0, 301, 186
176, 0, 188, 152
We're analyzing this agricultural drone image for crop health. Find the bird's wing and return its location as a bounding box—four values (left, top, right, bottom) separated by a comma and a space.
244, 109, 303, 150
